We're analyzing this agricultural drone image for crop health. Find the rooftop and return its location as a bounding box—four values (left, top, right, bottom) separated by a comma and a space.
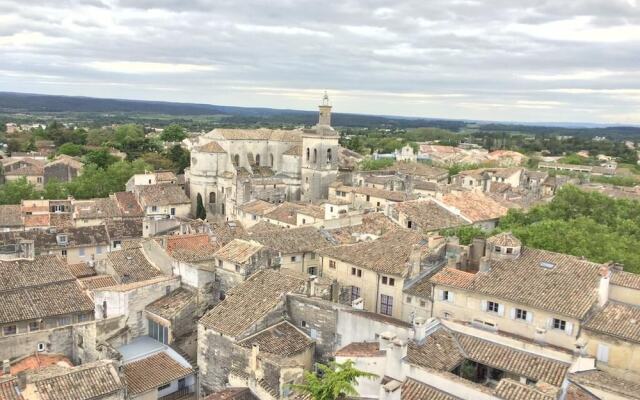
123, 352, 193, 395
583, 301, 640, 343
106, 248, 164, 284
238, 199, 277, 215
335, 342, 384, 357
164, 233, 218, 263
29, 360, 123, 400
214, 239, 264, 264
199, 269, 306, 338
569, 369, 640, 400
401, 378, 461, 400
136, 184, 189, 206
245, 226, 333, 254
238, 321, 313, 357
146, 287, 195, 320
439, 192, 508, 222
392, 200, 468, 231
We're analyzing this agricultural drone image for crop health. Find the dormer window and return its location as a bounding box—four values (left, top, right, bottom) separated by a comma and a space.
494, 245, 502, 253
56, 234, 68, 245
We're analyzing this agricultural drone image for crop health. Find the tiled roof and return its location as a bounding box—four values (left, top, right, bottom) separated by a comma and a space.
23, 214, 50, 227
203, 388, 258, 400
136, 184, 189, 206
611, 270, 640, 290
31, 360, 123, 400
105, 218, 143, 240
246, 221, 283, 234
486, 232, 521, 247
403, 268, 444, 300
207, 128, 302, 142
318, 230, 430, 276
0, 205, 22, 227
49, 213, 73, 229
146, 287, 195, 320
155, 171, 177, 182
6, 353, 71, 375
80, 275, 118, 290
214, 239, 263, 264
73, 197, 121, 219
565, 383, 598, 400
283, 144, 302, 156
164, 233, 218, 262
67, 262, 96, 278
494, 379, 556, 400
0, 280, 94, 324
406, 326, 569, 387
335, 185, 417, 202
439, 192, 508, 222
335, 342, 384, 357
4, 163, 44, 176
429, 268, 476, 290
392, 200, 468, 231
0, 255, 74, 291
583, 301, 640, 343
0, 225, 110, 248
46, 154, 84, 170
114, 191, 144, 217
209, 221, 246, 247
238, 321, 313, 357
569, 370, 640, 400
327, 212, 399, 245
123, 352, 193, 395
401, 378, 460, 400
107, 248, 164, 283
239, 199, 277, 215
197, 141, 226, 153
474, 248, 602, 319
245, 226, 333, 254
390, 162, 448, 179
0, 377, 23, 400
345, 310, 412, 328
433, 249, 603, 320
262, 202, 312, 225
199, 269, 306, 337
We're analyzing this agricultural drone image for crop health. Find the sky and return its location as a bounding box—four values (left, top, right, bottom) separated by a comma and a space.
1, 0, 640, 124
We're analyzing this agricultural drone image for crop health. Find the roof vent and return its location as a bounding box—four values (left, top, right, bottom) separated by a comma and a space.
539, 261, 556, 269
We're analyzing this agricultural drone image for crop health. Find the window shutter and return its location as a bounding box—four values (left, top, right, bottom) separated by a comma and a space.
565, 322, 574, 336
509, 308, 516, 320
596, 344, 609, 363
481, 300, 487, 311
449, 292, 455, 303
437, 289, 443, 301
546, 318, 553, 329
498, 304, 505, 317
526, 311, 533, 323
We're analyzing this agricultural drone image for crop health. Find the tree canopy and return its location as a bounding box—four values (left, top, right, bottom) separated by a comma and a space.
291, 361, 377, 400
160, 124, 187, 142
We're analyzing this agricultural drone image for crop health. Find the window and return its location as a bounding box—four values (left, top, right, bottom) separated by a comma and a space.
149, 320, 169, 344
78, 313, 90, 322
310, 253, 315, 260
158, 383, 171, 391
252, 214, 257, 220
79, 247, 85, 256
442, 290, 451, 302
3, 325, 16, 336
151, 206, 158, 212
506, 247, 513, 254
351, 286, 361, 301
235, 265, 241, 272
380, 295, 393, 316
596, 343, 609, 363
329, 260, 336, 269
302, 218, 306, 224
420, 300, 426, 307
381, 276, 395, 286
487, 301, 499, 313
327, 149, 332, 163
494, 245, 502, 253
515, 308, 528, 321
113, 240, 122, 249
171, 207, 176, 216
301, 320, 308, 328
37, 177, 42, 183
58, 316, 71, 326
306, 148, 310, 161
291, 256, 298, 262
313, 149, 317, 163
29, 321, 40, 332
308, 266, 317, 275
165, 286, 171, 295
351, 267, 362, 277
61, 249, 67, 257
96, 246, 102, 255
553, 318, 567, 331
406, 296, 412, 304
102, 301, 108, 318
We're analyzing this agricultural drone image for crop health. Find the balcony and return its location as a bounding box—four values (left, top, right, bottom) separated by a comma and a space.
159, 387, 195, 400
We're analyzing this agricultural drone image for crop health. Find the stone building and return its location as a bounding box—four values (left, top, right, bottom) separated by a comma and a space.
186, 94, 340, 220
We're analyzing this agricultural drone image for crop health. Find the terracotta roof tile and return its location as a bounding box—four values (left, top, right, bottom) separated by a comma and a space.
569, 370, 640, 400
214, 239, 263, 264
164, 234, 218, 262
67, 262, 96, 278
80, 275, 119, 290
0, 377, 23, 400
123, 352, 193, 395
0, 205, 22, 227
392, 200, 468, 231
245, 226, 332, 254
494, 379, 556, 400
401, 378, 460, 400
239, 200, 277, 215
136, 184, 189, 206
197, 141, 226, 153
335, 185, 417, 202
238, 321, 313, 357
611, 270, 640, 290
430, 268, 476, 290
106, 248, 163, 283
146, 287, 195, 320
335, 342, 384, 357
439, 192, 508, 222
583, 301, 640, 343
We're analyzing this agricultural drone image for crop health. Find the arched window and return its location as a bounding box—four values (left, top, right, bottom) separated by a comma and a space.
313, 149, 317, 163
270, 153, 274, 167
209, 192, 216, 204
233, 154, 240, 166
327, 148, 332, 164
255, 154, 261, 166
306, 148, 310, 161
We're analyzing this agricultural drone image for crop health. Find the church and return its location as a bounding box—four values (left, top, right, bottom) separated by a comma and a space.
185, 93, 340, 219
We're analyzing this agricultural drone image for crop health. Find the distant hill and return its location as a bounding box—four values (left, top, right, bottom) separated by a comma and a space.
0, 91, 465, 130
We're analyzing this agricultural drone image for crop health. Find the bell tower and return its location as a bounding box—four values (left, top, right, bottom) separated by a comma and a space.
318, 91, 332, 127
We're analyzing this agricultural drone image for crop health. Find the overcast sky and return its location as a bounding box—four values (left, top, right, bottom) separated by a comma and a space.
1, 0, 640, 124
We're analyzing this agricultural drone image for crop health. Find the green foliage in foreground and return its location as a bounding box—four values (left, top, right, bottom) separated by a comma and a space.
590, 174, 639, 187
440, 225, 488, 245
291, 361, 377, 400
499, 185, 640, 273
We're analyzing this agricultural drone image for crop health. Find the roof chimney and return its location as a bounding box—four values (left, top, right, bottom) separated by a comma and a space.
413, 317, 427, 342
598, 264, 611, 307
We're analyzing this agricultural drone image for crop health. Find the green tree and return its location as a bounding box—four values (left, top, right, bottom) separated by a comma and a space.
196, 193, 207, 220
358, 158, 394, 171
160, 124, 187, 142
84, 148, 119, 169
58, 143, 85, 156
291, 361, 377, 400
167, 145, 190, 174
0, 178, 39, 204
141, 152, 174, 170
440, 225, 488, 245
42, 178, 69, 199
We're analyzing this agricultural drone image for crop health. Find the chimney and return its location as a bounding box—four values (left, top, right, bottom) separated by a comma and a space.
2, 359, 10, 374
407, 245, 422, 279
17, 372, 27, 390
479, 257, 491, 273
412, 317, 427, 342
249, 343, 259, 374
598, 264, 611, 307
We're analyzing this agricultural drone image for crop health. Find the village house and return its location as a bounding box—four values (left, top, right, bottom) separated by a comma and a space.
318, 230, 446, 320
213, 239, 272, 295
386, 198, 468, 232
0, 255, 96, 363
329, 183, 417, 212
144, 287, 196, 347
43, 154, 84, 184
237, 199, 277, 228
2, 158, 44, 189
435, 191, 508, 230
133, 184, 191, 220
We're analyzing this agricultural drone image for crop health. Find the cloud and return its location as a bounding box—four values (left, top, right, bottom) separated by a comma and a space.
0, 0, 639, 124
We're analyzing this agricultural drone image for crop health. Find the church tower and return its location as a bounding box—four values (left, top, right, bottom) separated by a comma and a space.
301, 92, 340, 202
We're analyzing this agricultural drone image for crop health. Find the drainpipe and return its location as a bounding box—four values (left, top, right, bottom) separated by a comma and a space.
375, 273, 381, 314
